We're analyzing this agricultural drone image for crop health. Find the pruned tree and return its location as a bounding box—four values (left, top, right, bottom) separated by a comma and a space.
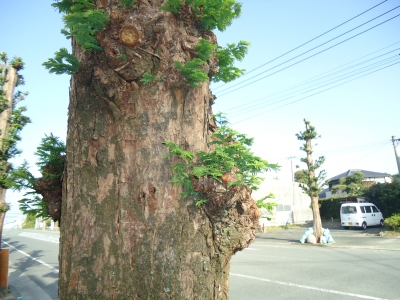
330, 171, 367, 196
44, 1, 274, 299
0, 52, 30, 245
296, 119, 326, 242
6, 134, 66, 223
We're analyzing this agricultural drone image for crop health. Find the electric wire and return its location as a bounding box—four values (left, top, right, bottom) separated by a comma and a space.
224, 44, 400, 113
345, 141, 391, 167
232, 60, 400, 124
227, 53, 400, 115
228, 55, 400, 117
215, 11, 400, 97
212, 0, 389, 91
318, 140, 390, 155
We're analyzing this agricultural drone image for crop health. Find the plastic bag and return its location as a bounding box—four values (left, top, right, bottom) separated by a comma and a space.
320, 236, 327, 244
300, 234, 308, 244
305, 227, 314, 235
307, 235, 316, 244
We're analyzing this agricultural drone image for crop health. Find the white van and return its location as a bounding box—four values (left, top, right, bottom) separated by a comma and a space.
340, 202, 384, 230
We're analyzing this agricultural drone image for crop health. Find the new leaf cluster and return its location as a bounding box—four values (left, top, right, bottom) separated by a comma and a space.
6, 134, 66, 218
43, 48, 81, 75
44, 0, 109, 75
161, 0, 242, 31
164, 114, 279, 203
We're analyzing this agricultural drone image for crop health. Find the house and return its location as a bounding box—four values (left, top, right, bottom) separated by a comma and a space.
252, 179, 313, 226
319, 169, 392, 199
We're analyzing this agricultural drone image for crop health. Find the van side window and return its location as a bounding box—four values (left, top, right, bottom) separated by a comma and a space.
365, 206, 372, 213
372, 206, 379, 213
360, 206, 365, 213
342, 206, 357, 214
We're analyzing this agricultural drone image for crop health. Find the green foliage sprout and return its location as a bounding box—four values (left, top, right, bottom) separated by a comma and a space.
46, 0, 109, 75
195, 199, 208, 206
160, 0, 182, 13
52, 0, 109, 51
174, 59, 209, 88
214, 41, 250, 83
43, 48, 81, 75
119, 0, 136, 8
116, 54, 127, 61
255, 194, 277, 221
6, 134, 66, 218
194, 39, 217, 61
140, 72, 165, 85
164, 114, 279, 202
161, 0, 242, 31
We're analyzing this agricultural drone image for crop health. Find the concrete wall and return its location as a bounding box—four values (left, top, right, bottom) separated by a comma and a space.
252, 179, 313, 226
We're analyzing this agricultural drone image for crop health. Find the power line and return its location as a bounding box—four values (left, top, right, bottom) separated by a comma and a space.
346, 141, 391, 167
320, 140, 390, 155
216, 10, 400, 97
227, 55, 400, 117
226, 51, 400, 115
232, 60, 400, 124
231, 55, 400, 115
212, 0, 389, 91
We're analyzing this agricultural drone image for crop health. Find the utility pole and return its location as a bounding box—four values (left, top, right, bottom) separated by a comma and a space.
392, 136, 400, 175
288, 156, 295, 224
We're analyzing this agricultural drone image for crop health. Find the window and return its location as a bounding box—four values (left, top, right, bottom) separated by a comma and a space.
342, 206, 357, 214
372, 206, 379, 212
276, 204, 292, 212
360, 206, 366, 213
365, 206, 372, 213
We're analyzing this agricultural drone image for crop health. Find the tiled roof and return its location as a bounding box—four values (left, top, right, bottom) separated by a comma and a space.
327, 169, 391, 183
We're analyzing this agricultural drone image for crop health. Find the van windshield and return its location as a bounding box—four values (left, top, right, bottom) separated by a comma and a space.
342, 206, 357, 214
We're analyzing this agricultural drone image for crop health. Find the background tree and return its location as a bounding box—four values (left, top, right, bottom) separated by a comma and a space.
330, 171, 367, 196
294, 169, 308, 184
6, 134, 66, 223
0, 52, 30, 245
363, 177, 400, 218
45, 1, 272, 299
296, 119, 326, 242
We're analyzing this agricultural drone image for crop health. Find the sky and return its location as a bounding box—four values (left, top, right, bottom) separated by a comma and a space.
1, 0, 400, 222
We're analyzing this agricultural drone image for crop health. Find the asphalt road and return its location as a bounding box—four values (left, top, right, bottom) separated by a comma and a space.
2, 229, 59, 300
3, 227, 400, 300
229, 227, 400, 300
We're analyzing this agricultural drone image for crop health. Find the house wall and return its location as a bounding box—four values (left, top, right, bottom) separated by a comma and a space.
326, 176, 392, 197
252, 179, 313, 226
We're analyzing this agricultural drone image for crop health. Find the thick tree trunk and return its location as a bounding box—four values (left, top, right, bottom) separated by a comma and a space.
59, 2, 258, 299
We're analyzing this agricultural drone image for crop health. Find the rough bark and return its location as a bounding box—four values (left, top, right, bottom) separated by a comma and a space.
59, 2, 258, 299
0, 64, 18, 245
34, 161, 64, 222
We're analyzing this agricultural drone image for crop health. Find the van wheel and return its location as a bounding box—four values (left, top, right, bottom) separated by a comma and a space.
343, 226, 349, 230
361, 222, 367, 230
380, 220, 384, 227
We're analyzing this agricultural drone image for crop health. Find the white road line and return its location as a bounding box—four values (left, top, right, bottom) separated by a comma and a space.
3, 241, 59, 273
230, 273, 387, 300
